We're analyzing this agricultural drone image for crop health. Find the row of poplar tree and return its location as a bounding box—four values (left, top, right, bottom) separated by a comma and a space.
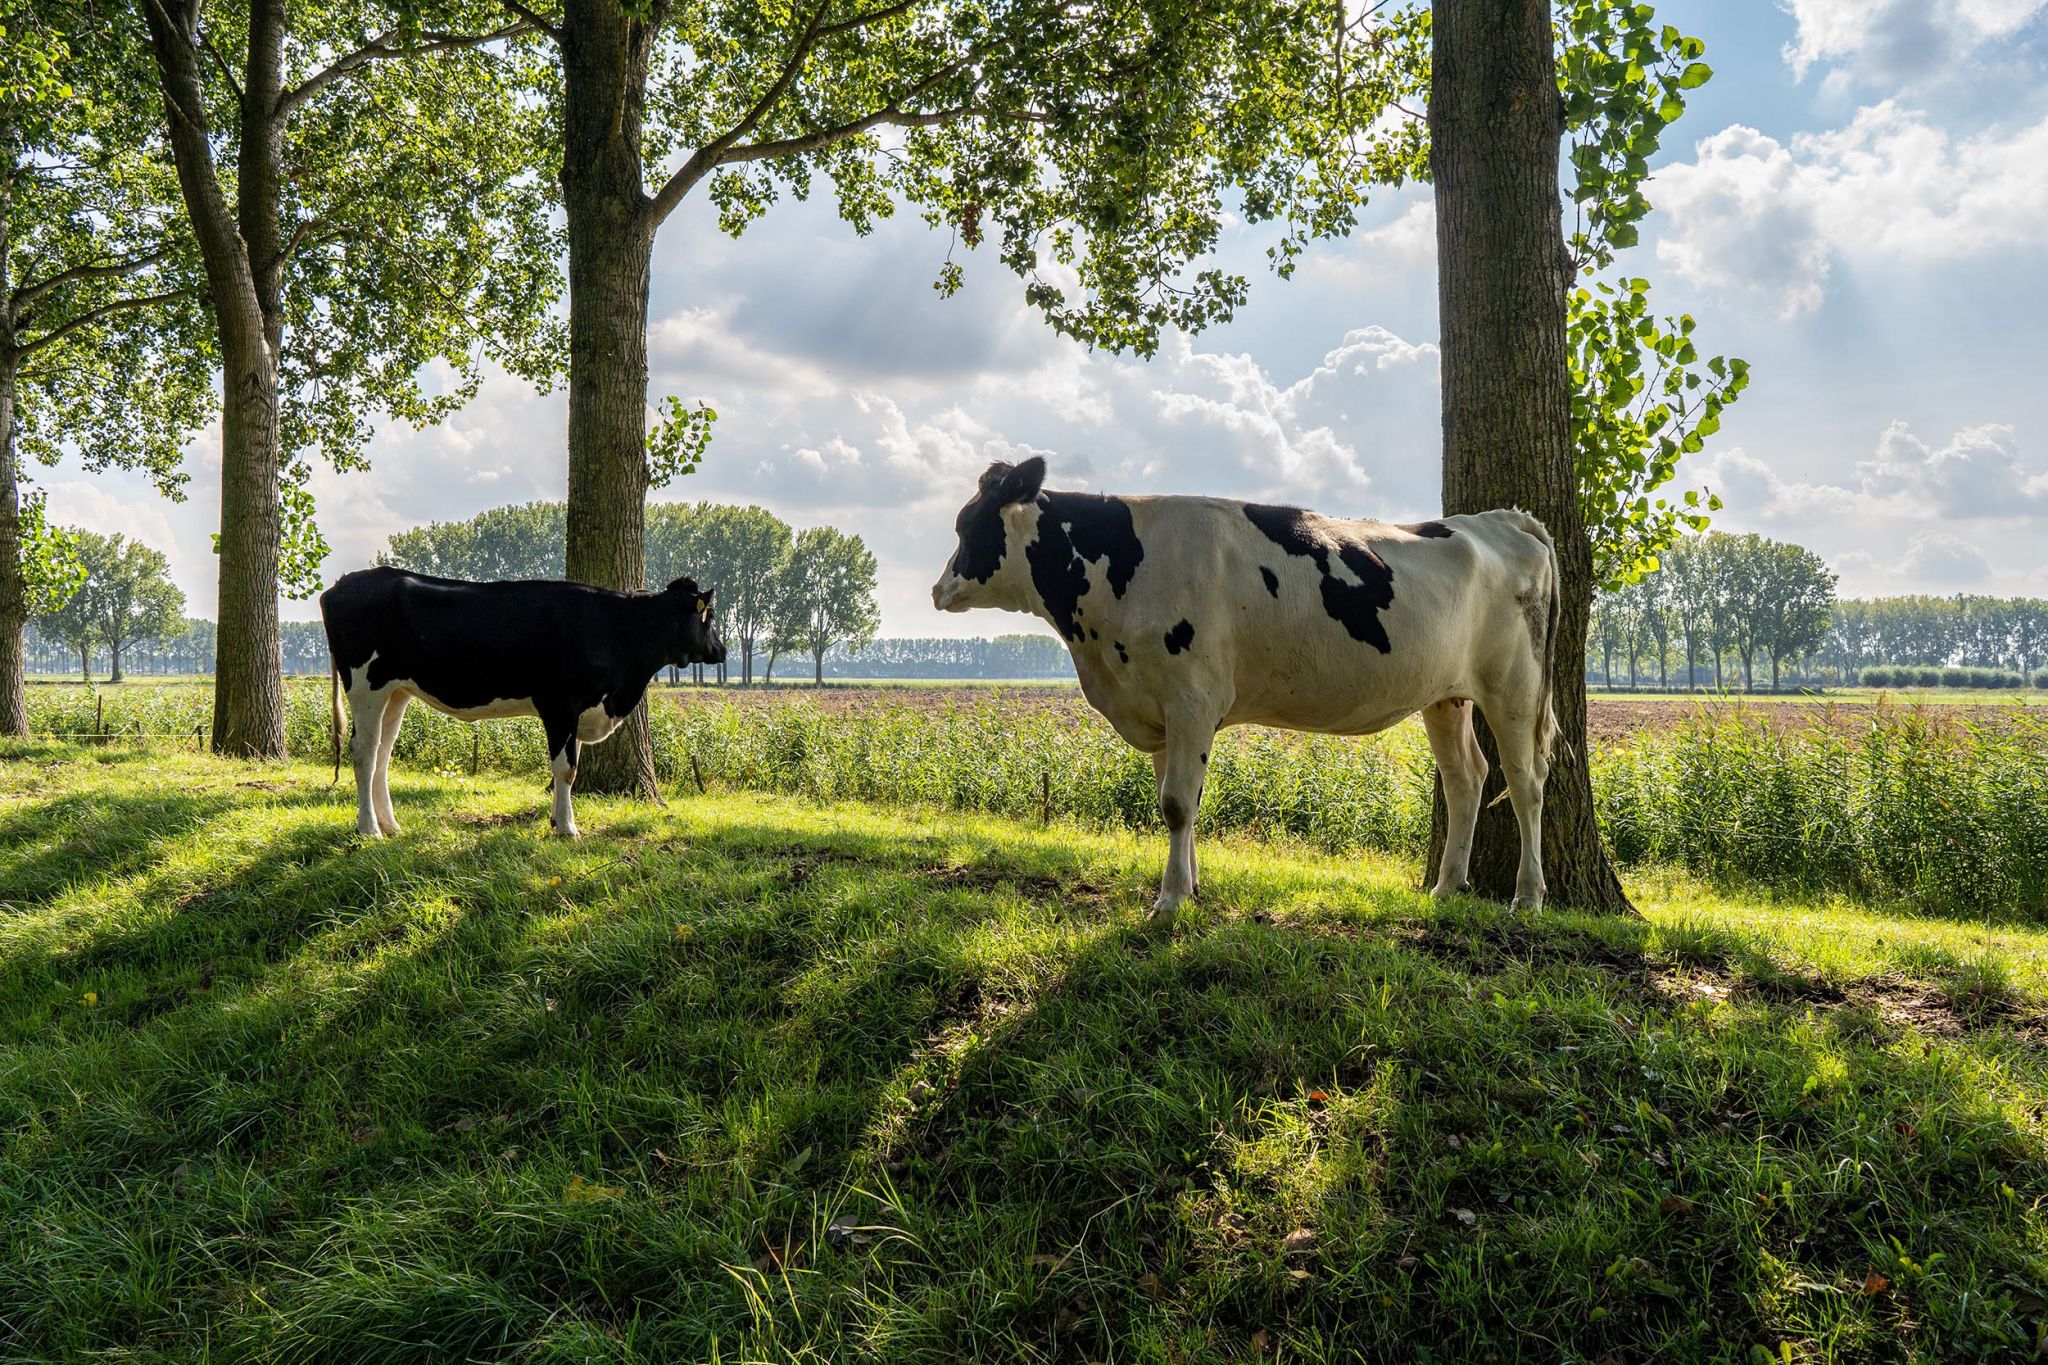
1591, 533, 2048, 691
22, 502, 883, 686
379, 501, 879, 685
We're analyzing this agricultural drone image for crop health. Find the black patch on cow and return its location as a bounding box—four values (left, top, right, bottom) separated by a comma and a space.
1259, 565, 1279, 597
1162, 795, 1189, 830
1088, 627, 1098, 640
1402, 520, 1456, 539
1242, 502, 1396, 653
1164, 619, 1195, 654
949, 458, 1046, 584
1199, 751, 1208, 764
1114, 641, 1128, 663
1025, 492, 1146, 641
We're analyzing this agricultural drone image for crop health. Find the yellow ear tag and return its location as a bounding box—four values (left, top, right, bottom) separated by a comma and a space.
697, 597, 710, 621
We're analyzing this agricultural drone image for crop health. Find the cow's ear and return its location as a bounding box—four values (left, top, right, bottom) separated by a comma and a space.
666, 575, 698, 596
1001, 455, 1047, 505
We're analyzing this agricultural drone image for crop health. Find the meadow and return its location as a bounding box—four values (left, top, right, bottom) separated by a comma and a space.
25, 680, 2048, 919
4, 684, 2048, 1361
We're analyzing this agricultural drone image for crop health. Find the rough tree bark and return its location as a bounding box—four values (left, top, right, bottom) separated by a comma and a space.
0, 349, 25, 736
1425, 0, 1634, 915
558, 0, 664, 799
1, 146, 27, 736
144, 0, 288, 758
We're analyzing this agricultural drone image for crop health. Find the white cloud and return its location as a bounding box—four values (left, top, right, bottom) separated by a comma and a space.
1694, 420, 2048, 595
1653, 104, 2048, 317
1701, 420, 2047, 522
41, 481, 182, 562
1898, 529, 1995, 582
1780, 0, 2046, 85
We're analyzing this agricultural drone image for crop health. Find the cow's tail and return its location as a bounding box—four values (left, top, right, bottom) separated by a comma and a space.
1538, 539, 1561, 761
330, 661, 344, 784
1502, 509, 1561, 761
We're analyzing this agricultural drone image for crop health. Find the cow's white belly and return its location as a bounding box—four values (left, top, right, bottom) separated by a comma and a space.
415, 691, 539, 722
575, 703, 622, 743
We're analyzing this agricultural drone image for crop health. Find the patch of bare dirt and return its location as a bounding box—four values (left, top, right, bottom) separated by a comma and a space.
1651, 966, 2047, 1043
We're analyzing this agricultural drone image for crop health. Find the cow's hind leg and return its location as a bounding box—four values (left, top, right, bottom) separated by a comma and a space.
348, 689, 388, 838
372, 690, 408, 835
1150, 703, 1221, 924
1421, 699, 1487, 899
1492, 707, 1550, 912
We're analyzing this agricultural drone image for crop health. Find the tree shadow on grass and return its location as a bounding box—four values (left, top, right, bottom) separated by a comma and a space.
0, 781, 354, 915
1, 793, 2044, 1362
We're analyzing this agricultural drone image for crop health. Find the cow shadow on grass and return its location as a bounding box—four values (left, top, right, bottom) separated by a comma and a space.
3, 795, 2046, 1361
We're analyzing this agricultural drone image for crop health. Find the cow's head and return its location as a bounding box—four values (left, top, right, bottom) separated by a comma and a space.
932, 456, 1046, 613
664, 577, 727, 666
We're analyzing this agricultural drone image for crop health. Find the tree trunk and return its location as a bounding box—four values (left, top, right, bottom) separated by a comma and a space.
814, 649, 824, 685
80, 645, 90, 682
0, 351, 26, 736
146, 0, 289, 758
559, 0, 661, 800
1424, 0, 1632, 915
108, 636, 123, 684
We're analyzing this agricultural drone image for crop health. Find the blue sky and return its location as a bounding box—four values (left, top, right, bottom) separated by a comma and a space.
51, 0, 2048, 633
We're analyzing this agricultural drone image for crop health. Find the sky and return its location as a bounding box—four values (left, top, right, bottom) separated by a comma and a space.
45, 0, 2048, 636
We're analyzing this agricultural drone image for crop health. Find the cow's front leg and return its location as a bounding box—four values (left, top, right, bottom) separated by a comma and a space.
349, 691, 387, 838
549, 735, 582, 838
1152, 751, 1199, 899
1150, 721, 1212, 924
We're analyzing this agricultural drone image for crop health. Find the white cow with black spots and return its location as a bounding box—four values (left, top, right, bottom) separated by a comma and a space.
931, 457, 1559, 922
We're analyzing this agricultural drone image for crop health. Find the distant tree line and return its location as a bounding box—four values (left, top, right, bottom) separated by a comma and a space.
380, 501, 880, 685
1592, 531, 2048, 691
1824, 597, 2048, 681
814, 636, 1072, 679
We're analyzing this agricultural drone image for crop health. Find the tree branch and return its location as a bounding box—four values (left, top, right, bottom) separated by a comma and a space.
18, 289, 190, 358
14, 246, 173, 312
647, 0, 838, 227
201, 29, 245, 103
275, 22, 532, 117
818, 0, 918, 38
716, 101, 980, 167
499, 0, 560, 43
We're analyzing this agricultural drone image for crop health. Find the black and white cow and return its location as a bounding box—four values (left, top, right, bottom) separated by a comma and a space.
932, 457, 1559, 921
320, 566, 726, 838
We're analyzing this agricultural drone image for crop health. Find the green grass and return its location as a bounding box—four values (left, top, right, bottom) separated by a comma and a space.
4, 744, 2047, 1361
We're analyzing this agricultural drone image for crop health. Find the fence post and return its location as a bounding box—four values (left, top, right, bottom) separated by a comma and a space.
471, 727, 481, 776
690, 753, 707, 794
96, 695, 105, 743
194, 723, 203, 751
1041, 771, 1051, 825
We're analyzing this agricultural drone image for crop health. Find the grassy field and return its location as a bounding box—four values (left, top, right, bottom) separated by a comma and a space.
3, 743, 2047, 1361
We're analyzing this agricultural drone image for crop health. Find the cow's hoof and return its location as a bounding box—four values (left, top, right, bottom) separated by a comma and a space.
1430, 881, 1471, 902
377, 820, 401, 836
355, 824, 384, 840
1510, 894, 1545, 914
